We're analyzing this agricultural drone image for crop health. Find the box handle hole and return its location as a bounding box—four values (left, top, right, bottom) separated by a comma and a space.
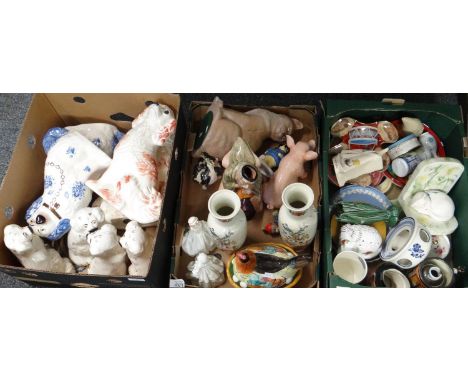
145, 100, 159, 107
27, 135, 36, 149
4, 206, 14, 219
110, 112, 134, 122
73, 96, 86, 104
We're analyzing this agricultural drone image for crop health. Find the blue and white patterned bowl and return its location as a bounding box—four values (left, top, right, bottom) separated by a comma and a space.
332, 185, 392, 210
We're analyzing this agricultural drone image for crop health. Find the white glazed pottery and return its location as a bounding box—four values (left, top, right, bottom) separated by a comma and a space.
401, 117, 424, 136
428, 235, 451, 259
278, 183, 317, 250
207, 190, 247, 251
339, 224, 382, 260
120, 221, 154, 277
66, 123, 124, 157
186, 253, 225, 287
181, 216, 218, 257
333, 250, 368, 284
380, 268, 411, 288
387, 134, 421, 160
381, 217, 431, 269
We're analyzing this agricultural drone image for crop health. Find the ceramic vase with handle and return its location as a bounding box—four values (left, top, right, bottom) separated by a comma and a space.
207, 190, 247, 251
278, 183, 317, 251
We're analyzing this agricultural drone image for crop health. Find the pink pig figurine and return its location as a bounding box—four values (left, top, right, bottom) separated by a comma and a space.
262, 135, 318, 209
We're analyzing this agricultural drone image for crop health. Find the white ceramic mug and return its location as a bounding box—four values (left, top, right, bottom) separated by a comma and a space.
333, 250, 368, 284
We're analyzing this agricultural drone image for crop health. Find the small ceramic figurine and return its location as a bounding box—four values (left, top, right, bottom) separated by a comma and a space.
92, 197, 128, 229
87, 103, 177, 225
65, 123, 125, 157
26, 129, 112, 240
228, 243, 310, 288
278, 183, 317, 250
260, 144, 289, 172
263, 135, 317, 210
181, 217, 218, 257
339, 224, 382, 260
67, 207, 106, 272
332, 150, 383, 187
192, 152, 223, 189
193, 97, 304, 159
87, 224, 127, 276
186, 253, 225, 288
120, 221, 153, 277
222, 138, 263, 219
4, 224, 75, 273
207, 190, 247, 251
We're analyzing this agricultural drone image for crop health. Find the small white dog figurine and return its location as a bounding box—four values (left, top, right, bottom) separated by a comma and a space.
87, 224, 127, 276
4, 224, 75, 273
67, 207, 106, 273
120, 221, 153, 276
87, 103, 177, 225
26, 129, 112, 240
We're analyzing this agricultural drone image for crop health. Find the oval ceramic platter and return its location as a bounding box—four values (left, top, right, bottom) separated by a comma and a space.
226, 243, 303, 288
332, 185, 392, 210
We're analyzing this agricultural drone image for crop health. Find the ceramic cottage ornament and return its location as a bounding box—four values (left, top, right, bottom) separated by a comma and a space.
263, 135, 317, 210
26, 129, 112, 240
193, 97, 304, 159
4, 224, 75, 273
339, 224, 382, 260
87, 224, 127, 276
67, 207, 106, 272
192, 152, 223, 189
120, 221, 153, 277
186, 253, 225, 288
222, 138, 263, 219
181, 217, 218, 257
87, 103, 177, 225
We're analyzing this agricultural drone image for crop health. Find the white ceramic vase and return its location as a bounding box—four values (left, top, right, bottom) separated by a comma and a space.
207, 190, 247, 251
278, 183, 317, 250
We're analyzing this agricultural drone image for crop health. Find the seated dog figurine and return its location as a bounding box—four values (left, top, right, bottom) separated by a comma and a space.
67, 207, 106, 273
65, 123, 125, 157
263, 135, 318, 209
193, 97, 304, 159
86, 103, 177, 225
120, 221, 154, 277
87, 224, 127, 276
4, 224, 75, 273
26, 129, 112, 240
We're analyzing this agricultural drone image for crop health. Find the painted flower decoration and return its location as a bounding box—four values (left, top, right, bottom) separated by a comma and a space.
71, 181, 86, 200
92, 138, 101, 148
44, 175, 53, 189
409, 243, 425, 258
66, 146, 76, 158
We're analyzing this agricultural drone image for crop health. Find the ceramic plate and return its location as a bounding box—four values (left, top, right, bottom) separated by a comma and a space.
332, 185, 392, 210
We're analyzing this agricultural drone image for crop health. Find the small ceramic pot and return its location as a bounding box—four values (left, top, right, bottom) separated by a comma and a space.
373, 263, 411, 288
391, 152, 422, 177
408, 258, 455, 288
207, 190, 247, 251
387, 134, 421, 160
428, 235, 451, 259
333, 250, 368, 284
278, 183, 318, 250
381, 217, 431, 269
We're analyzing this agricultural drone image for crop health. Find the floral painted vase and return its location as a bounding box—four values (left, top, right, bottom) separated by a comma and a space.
207, 190, 247, 251
278, 183, 317, 251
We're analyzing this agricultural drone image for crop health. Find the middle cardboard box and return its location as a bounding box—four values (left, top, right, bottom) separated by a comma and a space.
172, 99, 322, 287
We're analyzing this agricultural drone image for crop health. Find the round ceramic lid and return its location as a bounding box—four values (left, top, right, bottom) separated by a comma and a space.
392, 158, 410, 177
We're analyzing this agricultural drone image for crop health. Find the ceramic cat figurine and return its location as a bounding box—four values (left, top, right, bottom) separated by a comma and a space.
4, 224, 75, 273
87, 224, 127, 276
65, 123, 124, 157
67, 207, 106, 273
339, 224, 382, 259
26, 129, 112, 240
193, 97, 304, 159
120, 221, 153, 277
87, 103, 177, 225
263, 135, 317, 209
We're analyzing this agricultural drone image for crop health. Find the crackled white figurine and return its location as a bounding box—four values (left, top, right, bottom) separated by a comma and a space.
4, 224, 75, 273
181, 217, 218, 257
66, 123, 125, 157
120, 221, 153, 276
186, 253, 225, 288
26, 129, 112, 240
86, 103, 177, 225
339, 224, 382, 259
67, 207, 106, 272
87, 224, 127, 276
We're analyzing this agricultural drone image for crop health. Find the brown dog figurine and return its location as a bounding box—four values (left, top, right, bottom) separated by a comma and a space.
193, 97, 303, 159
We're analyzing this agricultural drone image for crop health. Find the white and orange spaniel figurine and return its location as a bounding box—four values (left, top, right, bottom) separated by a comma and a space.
87, 103, 177, 225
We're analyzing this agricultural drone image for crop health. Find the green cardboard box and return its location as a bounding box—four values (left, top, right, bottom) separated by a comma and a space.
321, 99, 468, 288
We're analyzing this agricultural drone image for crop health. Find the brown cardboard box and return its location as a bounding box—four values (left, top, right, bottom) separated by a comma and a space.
172, 101, 321, 287
0, 94, 187, 287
